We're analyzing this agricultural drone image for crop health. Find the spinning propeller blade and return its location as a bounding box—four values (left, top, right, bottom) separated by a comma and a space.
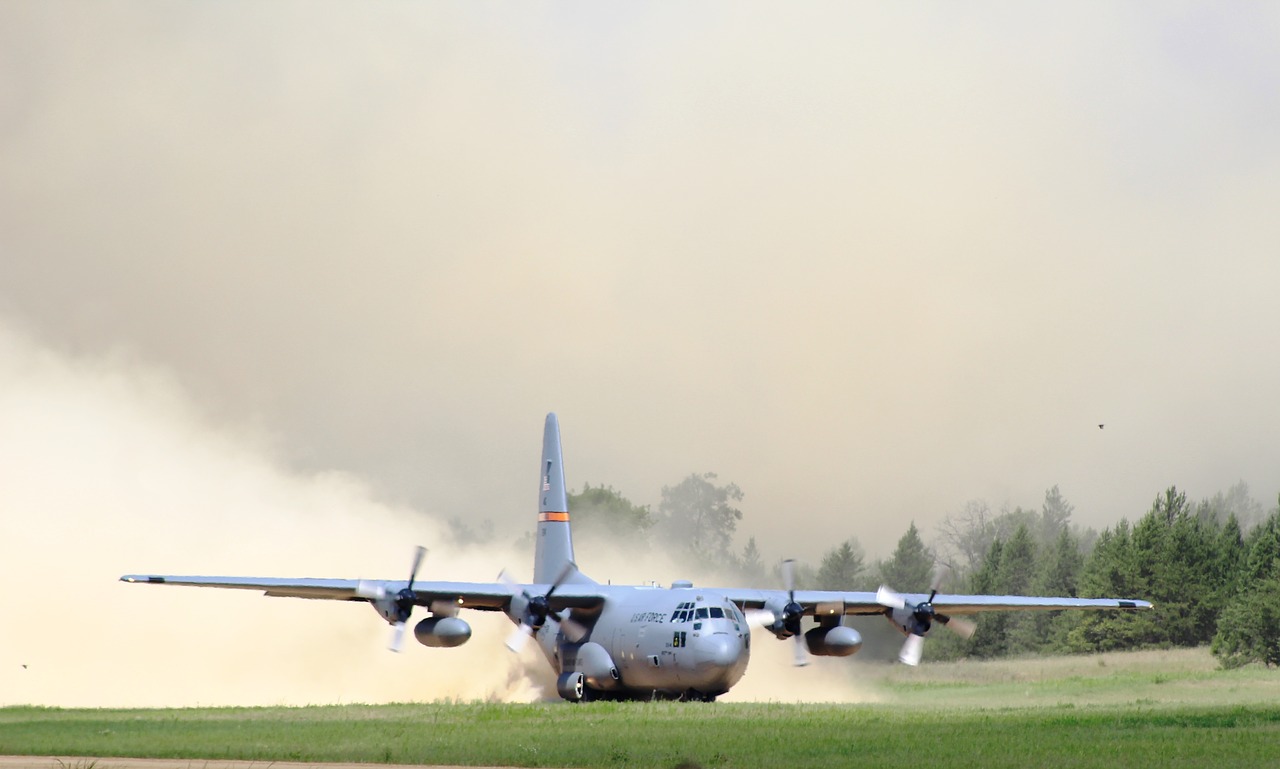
940, 614, 977, 639
390, 621, 407, 653
876, 585, 907, 610
792, 635, 810, 667
899, 633, 925, 666
780, 558, 810, 667
505, 623, 533, 653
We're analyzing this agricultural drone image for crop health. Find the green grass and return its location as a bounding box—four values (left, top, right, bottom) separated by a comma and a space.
2, 649, 1278, 768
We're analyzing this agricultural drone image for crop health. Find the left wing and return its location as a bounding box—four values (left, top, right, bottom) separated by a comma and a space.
722, 587, 1149, 665
720, 588, 1152, 616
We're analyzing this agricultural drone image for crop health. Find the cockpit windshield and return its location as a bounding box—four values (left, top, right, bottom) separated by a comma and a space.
671, 600, 738, 625
671, 602, 694, 623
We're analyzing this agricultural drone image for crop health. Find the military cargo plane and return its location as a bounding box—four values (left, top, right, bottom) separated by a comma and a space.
122, 413, 1151, 702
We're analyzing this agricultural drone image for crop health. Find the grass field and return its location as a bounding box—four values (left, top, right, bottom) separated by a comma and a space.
2, 649, 1278, 768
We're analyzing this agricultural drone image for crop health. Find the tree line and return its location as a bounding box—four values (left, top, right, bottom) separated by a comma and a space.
449, 474, 1280, 668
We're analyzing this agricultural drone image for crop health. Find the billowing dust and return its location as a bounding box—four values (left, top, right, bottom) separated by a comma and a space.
0, 323, 877, 707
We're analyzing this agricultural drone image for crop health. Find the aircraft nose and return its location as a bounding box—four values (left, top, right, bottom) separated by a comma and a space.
694, 633, 740, 668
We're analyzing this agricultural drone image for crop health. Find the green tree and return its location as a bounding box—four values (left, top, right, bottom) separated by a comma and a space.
815, 539, 867, 590
999, 524, 1040, 654
877, 522, 934, 591
1213, 505, 1280, 668
1129, 487, 1220, 647
1212, 513, 1247, 599
1241, 506, 1280, 583
567, 483, 655, 544
1033, 527, 1085, 651
1212, 560, 1280, 668
965, 538, 1006, 658
656, 472, 744, 561
1066, 521, 1149, 651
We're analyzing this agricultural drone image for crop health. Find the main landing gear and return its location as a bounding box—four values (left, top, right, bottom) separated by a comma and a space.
557, 671, 586, 702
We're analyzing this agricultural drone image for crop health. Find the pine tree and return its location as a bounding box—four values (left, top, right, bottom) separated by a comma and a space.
876, 522, 934, 591
1033, 527, 1084, 651
998, 524, 1040, 654
1213, 505, 1280, 668
966, 538, 1006, 658
815, 539, 866, 590
1067, 521, 1147, 651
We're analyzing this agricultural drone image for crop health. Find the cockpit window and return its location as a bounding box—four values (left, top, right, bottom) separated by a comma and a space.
695, 607, 709, 620
671, 602, 695, 623
709, 607, 725, 619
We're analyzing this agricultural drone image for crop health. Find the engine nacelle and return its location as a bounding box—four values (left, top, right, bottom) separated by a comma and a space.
571, 641, 621, 691
370, 597, 400, 624
885, 607, 917, 635
762, 596, 797, 639
804, 624, 863, 657
414, 616, 472, 648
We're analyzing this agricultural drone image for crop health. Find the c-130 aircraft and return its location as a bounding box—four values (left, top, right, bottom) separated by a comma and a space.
123, 413, 1151, 702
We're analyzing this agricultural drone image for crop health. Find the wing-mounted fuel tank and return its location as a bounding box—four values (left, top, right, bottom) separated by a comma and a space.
803, 623, 862, 657
414, 616, 472, 648
565, 641, 621, 691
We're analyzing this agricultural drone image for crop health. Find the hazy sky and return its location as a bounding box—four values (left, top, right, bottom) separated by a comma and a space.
2, 3, 1279, 703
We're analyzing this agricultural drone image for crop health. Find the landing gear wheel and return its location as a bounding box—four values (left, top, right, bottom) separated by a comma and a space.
557, 671, 585, 702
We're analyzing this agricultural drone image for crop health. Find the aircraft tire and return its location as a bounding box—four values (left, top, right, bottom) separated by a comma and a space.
556, 671, 585, 702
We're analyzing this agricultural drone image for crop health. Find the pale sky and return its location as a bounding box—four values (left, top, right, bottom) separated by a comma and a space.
2, 5, 1279, 698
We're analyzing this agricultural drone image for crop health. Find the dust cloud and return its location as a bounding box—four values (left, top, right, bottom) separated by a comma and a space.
3, 3, 1279, 568
0, 322, 541, 707
0, 323, 880, 706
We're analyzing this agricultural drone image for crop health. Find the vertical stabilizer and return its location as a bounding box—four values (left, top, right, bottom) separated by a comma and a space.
534, 413, 576, 584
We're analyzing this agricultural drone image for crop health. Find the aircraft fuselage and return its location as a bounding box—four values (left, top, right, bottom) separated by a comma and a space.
535, 586, 751, 701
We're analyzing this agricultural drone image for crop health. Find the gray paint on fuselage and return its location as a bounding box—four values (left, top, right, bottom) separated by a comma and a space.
535, 585, 750, 698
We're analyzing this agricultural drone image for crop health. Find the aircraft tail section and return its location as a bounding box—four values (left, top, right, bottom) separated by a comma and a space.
534, 413, 579, 584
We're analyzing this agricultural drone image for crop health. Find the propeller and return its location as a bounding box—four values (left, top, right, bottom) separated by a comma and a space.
501, 563, 587, 653
876, 566, 976, 665
368, 545, 426, 653
780, 559, 810, 667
